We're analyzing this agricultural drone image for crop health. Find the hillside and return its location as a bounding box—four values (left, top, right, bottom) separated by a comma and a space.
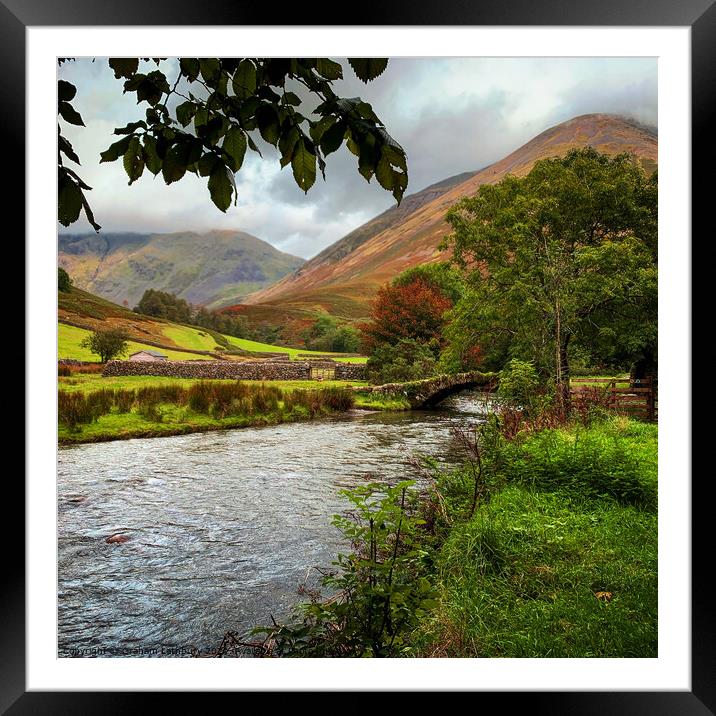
58, 286, 365, 363
58, 229, 304, 310
233, 114, 657, 338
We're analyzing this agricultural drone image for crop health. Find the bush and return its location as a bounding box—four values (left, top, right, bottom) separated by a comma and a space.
58, 267, 72, 292
252, 480, 437, 657
366, 338, 438, 384
497, 359, 543, 411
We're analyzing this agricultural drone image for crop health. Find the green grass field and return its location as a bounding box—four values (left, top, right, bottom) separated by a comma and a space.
222, 334, 367, 363
161, 324, 222, 351
59, 319, 367, 364
58, 323, 211, 362
419, 418, 658, 658
57, 374, 386, 443
58, 374, 368, 393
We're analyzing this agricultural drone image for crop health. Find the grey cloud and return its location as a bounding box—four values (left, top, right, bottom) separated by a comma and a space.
59, 57, 658, 259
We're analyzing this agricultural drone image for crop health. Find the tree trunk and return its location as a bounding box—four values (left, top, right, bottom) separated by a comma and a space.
557, 333, 572, 415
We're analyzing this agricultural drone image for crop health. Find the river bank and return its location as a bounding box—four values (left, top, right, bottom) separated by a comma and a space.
249, 415, 658, 658
58, 375, 412, 444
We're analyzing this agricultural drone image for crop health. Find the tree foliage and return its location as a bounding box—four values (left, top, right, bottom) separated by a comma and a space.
443, 148, 658, 393
134, 288, 252, 340
366, 338, 439, 384
58, 58, 408, 231
58, 267, 73, 292
80, 328, 129, 363
360, 274, 454, 355
301, 314, 361, 353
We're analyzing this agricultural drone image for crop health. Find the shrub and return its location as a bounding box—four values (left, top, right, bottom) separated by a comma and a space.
251, 480, 437, 657
497, 359, 543, 411
366, 338, 438, 384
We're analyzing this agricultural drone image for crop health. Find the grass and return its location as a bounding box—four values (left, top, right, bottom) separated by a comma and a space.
57, 374, 368, 394
55, 376, 403, 443
58, 323, 211, 362
416, 417, 658, 658
222, 334, 367, 363
161, 324, 222, 351
58, 381, 358, 444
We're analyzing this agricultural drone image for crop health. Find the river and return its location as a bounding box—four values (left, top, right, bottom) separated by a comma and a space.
57, 391, 491, 657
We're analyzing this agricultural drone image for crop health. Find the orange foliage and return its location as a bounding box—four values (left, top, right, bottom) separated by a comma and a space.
359, 277, 453, 353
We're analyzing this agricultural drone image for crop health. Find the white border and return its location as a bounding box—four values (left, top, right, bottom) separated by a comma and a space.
27, 27, 690, 691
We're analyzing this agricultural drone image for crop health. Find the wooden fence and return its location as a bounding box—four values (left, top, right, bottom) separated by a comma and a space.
570, 376, 657, 422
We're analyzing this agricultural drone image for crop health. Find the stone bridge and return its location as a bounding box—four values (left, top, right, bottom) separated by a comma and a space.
353, 371, 498, 409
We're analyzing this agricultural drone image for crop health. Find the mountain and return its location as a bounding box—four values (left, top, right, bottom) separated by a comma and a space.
232, 114, 657, 338
58, 229, 305, 310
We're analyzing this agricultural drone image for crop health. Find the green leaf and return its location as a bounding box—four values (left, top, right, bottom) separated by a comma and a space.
291, 138, 316, 193
232, 60, 257, 99
208, 163, 233, 211
58, 174, 83, 226
123, 136, 144, 185
319, 120, 345, 156
222, 126, 247, 172
57, 80, 76, 102
199, 58, 221, 83
114, 120, 147, 136
309, 115, 337, 144
58, 101, 84, 126
58, 134, 80, 165
315, 58, 343, 80
278, 127, 300, 168
109, 58, 139, 79
348, 58, 389, 82
179, 58, 200, 81
99, 135, 133, 163
256, 104, 280, 146
281, 91, 301, 106
375, 154, 394, 191
175, 101, 197, 127
194, 107, 209, 129
142, 136, 162, 175
246, 134, 262, 157
161, 143, 189, 184
198, 152, 219, 177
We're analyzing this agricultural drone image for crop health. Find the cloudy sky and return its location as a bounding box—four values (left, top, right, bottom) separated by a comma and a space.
59, 57, 657, 259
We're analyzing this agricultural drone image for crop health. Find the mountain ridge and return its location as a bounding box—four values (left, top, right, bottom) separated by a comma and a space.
240, 113, 657, 316
58, 229, 304, 311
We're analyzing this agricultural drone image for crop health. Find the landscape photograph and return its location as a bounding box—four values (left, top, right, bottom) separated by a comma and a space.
57, 56, 658, 659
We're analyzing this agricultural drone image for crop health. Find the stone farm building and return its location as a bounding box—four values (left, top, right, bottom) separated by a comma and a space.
127, 350, 168, 362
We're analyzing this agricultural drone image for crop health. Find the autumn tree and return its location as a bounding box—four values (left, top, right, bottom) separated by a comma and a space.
443, 147, 657, 406
58, 58, 407, 231
359, 274, 454, 356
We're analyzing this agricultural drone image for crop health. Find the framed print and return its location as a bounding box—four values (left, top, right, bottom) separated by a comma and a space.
10, 0, 712, 709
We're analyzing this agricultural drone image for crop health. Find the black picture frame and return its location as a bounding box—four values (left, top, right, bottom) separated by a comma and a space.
10, 0, 711, 710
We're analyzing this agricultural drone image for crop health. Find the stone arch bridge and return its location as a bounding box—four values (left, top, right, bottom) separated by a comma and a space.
353, 371, 498, 409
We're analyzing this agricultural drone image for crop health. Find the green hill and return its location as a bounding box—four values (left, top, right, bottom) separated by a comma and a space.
58, 285, 366, 363
58, 229, 304, 310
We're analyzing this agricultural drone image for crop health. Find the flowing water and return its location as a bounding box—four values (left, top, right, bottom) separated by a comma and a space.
57, 391, 491, 657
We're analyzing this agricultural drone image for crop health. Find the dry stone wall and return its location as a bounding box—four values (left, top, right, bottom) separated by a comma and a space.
103, 359, 366, 381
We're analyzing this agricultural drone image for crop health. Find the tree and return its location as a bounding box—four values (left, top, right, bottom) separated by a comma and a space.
443, 148, 657, 407
80, 329, 130, 363
58, 267, 72, 292
301, 314, 361, 353
365, 338, 438, 384
360, 273, 454, 355
58, 58, 408, 231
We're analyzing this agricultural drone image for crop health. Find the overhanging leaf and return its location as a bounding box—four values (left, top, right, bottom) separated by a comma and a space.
208, 163, 233, 211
